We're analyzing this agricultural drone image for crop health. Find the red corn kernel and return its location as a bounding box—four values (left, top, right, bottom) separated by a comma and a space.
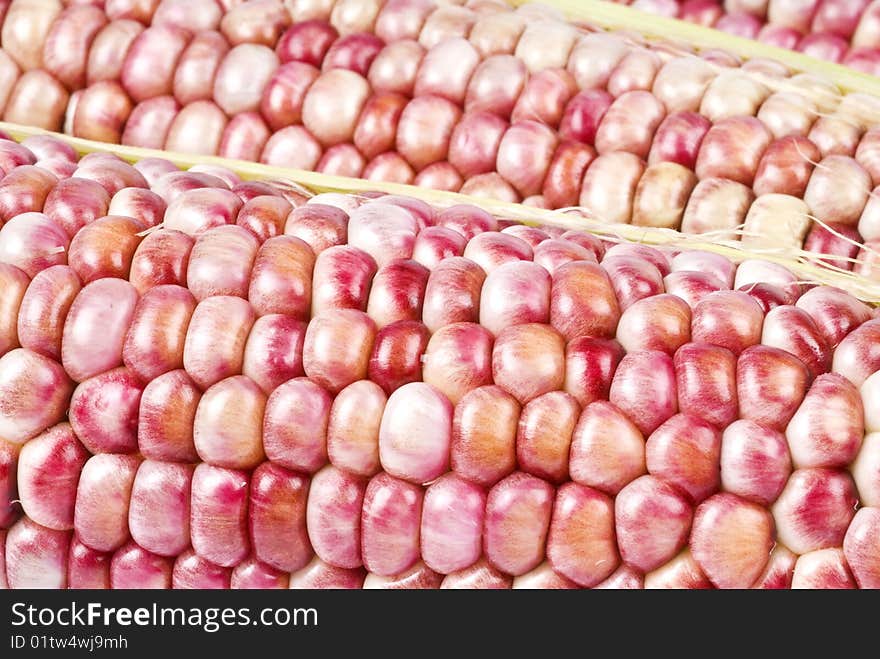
163, 188, 243, 236
600, 255, 664, 311
69, 367, 143, 454
646, 413, 722, 503
436, 204, 496, 241
0, 212, 68, 278
0, 438, 20, 528
67, 215, 144, 283
680, 177, 754, 239
17, 423, 88, 531
479, 262, 550, 336
615, 475, 693, 573
303, 309, 376, 394
122, 285, 195, 382
593, 564, 645, 590
772, 467, 858, 555
186, 226, 259, 301
5, 518, 70, 589
674, 342, 738, 428
761, 305, 831, 379
276, 19, 337, 66
74, 454, 141, 553
262, 377, 330, 473
511, 67, 577, 127
249, 462, 311, 573
550, 261, 620, 341
190, 463, 250, 568
0, 348, 73, 445
569, 400, 646, 496
137, 369, 200, 463
0, 264, 27, 357
516, 391, 580, 484
108, 188, 166, 229
368, 39, 424, 96
16, 265, 79, 362
367, 319, 429, 395
690, 492, 775, 589
128, 460, 192, 557
691, 290, 764, 355
306, 465, 366, 569
609, 350, 678, 436
284, 204, 348, 256
632, 162, 699, 231
247, 236, 314, 320
695, 116, 772, 186
786, 373, 864, 469
327, 380, 386, 477
720, 419, 793, 506
421, 322, 493, 405
379, 381, 452, 484
672, 250, 736, 288
616, 294, 691, 355
193, 376, 266, 470
832, 319, 880, 387
361, 472, 423, 576
464, 53, 525, 118
365, 259, 429, 328
648, 111, 711, 170
843, 507, 880, 589
484, 472, 554, 576
579, 152, 645, 224
564, 337, 625, 408
422, 256, 485, 332
183, 295, 254, 390
463, 231, 531, 273
0, 166, 59, 221
595, 90, 665, 160
241, 314, 306, 394
172, 549, 230, 589
792, 548, 857, 589
129, 230, 194, 294
802, 222, 861, 272
421, 473, 486, 575
323, 32, 383, 76
412, 226, 466, 270
805, 155, 872, 226
121, 25, 190, 103
219, 112, 271, 163
451, 385, 518, 487
752, 135, 820, 198
559, 89, 613, 145
309, 243, 378, 315
172, 30, 229, 106
347, 201, 419, 268
751, 545, 797, 589
645, 550, 713, 589
68, 538, 111, 590
43, 178, 110, 238
492, 323, 564, 405
448, 111, 507, 179
547, 482, 619, 587
737, 344, 811, 431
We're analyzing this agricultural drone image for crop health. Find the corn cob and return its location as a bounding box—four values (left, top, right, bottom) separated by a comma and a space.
0, 129, 879, 589
615, 0, 880, 74
0, 0, 880, 277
